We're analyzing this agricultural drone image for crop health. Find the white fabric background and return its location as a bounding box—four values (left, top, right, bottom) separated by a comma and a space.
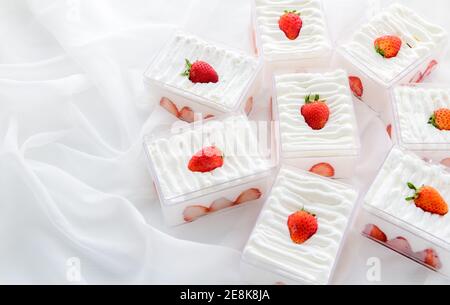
0, 0, 449, 284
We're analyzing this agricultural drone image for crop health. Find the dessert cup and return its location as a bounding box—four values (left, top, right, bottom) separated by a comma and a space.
335, 3, 448, 124
251, 0, 332, 78
390, 83, 450, 165
241, 166, 358, 285
143, 114, 277, 226
360, 146, 450, 278
271, 69, 360, 178
144, 32, 262, 122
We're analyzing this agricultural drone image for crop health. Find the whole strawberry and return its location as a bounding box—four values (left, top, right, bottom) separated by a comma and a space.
406, 182, 448, 216
374, 35, 402, 58
428, 108, 450, 131
279, 10, 302, 40
188, 146, 224, 173
287, 210, 318, 244
182, 59, 218, 84
301, 94, 330, 130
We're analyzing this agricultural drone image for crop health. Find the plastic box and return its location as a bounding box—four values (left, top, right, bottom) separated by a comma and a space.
143, 32, 263, 122
241, 166, 359, 285
143, 113, 277, 226
390, 83, 450, 164
251, 0, 332, 78
335, 3, 448, 125
360, 146, 450, 278
271, 69, 361, 179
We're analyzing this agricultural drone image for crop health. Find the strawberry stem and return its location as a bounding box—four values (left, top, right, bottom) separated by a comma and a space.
181, 59, 192, 77
428, 113, 438, 129
405, 182, 419, 201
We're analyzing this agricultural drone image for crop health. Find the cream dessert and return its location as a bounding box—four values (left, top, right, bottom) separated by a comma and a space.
392, 85, 450, 151
274, 70, 359, 157
145, 115, 273, 200
253, 0, 331, 63
242, 167, 358, 285
364, 147, 450, 243
145, 32, 260, 112
341, 4, 448, 84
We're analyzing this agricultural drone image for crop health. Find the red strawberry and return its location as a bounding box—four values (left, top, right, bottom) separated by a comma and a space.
423, 60, 438, 78
209, 198, 234, 212
374, 35, 402, 58
279, 10, 302, 40
183, 205, 209, 222
188, 146, 224, 173
182, 59, 218, 84
234, 188, 262, 205
309, 163, 335, 178
179, 106, 195, 123
244, 97, 254, 116
386, 124, 392, 139
441, 158, 450, 168
287, 210, 318, 244
301, 94, 330, 130
349, 76, 363, 98
414, 248, 442, 269
406, 182, 448, 216
428, 108, 450, 131
160, 97, 179, 117
386, 237, 413, 255
363, 224, 388, 242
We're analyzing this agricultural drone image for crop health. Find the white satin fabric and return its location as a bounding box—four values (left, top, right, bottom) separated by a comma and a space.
0, 0, 449, 284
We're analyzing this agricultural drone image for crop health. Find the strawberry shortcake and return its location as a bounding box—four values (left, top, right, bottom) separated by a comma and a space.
272, 69, 360, 178
241, 166, 358, 285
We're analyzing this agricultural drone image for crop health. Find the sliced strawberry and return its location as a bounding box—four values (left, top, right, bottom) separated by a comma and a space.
363, 224, 388, 242
386, 124, 392, 139
349, 76, 363, 98
414, 248, 442, 270
160, 97, 179, 117
179, 106, 195, 123
244, 97, 254, 116
309, 163, 335, 178
234, 188, 262, 205
183, 205, 209, 222
204, 114, 215, 120
209, 197, 234, 212
423, 60, 438, 78
409, 71, 424, 84
386, 237, 413, 255
441, 158, 450, 168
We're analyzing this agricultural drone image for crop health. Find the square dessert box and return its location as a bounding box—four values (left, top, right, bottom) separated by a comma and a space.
335, 3, 448, 124
241, 166, 359, 285
251, 0, 332, 78
143, 32, 263, 122
359, 146, 450, 278
271, 69, 361, 179
390, 83, 450, 165
143, 113, 277, 226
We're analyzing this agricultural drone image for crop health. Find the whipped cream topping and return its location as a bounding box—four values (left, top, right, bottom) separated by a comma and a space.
365, 147, 450, 243
254, 0, 331, 62
145, 33, 259, 111
146, 115, 273, 201
275, 70, 359, 157
394, 86, 450, 150
243, 167, 357, 284
342, 4, 448, 84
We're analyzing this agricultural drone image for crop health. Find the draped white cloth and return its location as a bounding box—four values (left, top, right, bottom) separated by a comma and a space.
0, 0, 449, 284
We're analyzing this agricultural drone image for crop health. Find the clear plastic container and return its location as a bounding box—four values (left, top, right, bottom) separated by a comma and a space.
240, 166, 359, 285
271, 69, 361, 179
360, 146, 450, 278
390, 83, 450, 165
250, 0, 332, 78
335, 3, 449, 125
143, 113, 277, 226
143, 32, 263, 122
